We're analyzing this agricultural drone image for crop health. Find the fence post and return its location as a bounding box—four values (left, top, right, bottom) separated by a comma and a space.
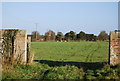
27, 35, 33, 64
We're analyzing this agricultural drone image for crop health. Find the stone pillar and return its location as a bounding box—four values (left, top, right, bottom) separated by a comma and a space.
109, 31, 120, 66
14, 30, 27, 64
0, 29, 27, 64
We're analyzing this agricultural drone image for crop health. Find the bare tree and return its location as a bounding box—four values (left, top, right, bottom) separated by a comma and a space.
31, 31, 40, 41
45, 30, 56, 41
98, 31, 109, 41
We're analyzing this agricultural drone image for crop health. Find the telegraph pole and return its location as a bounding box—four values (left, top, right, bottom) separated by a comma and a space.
35, 23, 38, 41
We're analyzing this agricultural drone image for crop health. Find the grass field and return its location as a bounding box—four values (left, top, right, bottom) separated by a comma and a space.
3, 41, 120, 79
32, 41, 109, 62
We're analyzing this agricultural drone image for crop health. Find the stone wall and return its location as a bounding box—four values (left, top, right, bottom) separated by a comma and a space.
0, 29, 31, 64
109, 31, 120, 66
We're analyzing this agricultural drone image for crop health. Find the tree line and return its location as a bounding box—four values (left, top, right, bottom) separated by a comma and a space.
31, 30, 109, 42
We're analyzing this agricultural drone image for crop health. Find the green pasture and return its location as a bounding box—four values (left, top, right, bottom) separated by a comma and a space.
32, 41, 109, 62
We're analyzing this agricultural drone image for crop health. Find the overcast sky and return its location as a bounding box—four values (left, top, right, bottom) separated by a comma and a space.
2, 2, 118, 35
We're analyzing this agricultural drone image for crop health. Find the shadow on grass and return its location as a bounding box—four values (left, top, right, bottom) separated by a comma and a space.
34, 60, 107, 70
